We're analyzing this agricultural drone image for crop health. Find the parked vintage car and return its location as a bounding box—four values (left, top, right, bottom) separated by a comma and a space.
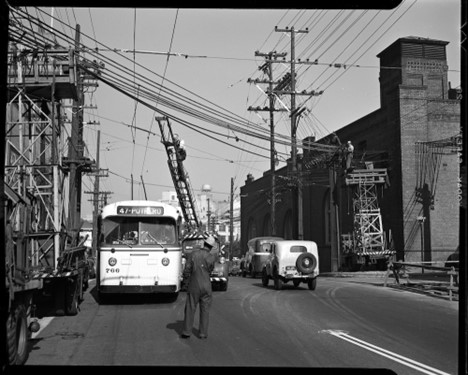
243, 236, 283, 278
181, 231, 229, 291
262, 240, 319, 290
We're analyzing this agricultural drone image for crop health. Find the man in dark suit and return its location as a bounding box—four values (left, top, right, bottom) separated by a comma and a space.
181, 235, 216, 339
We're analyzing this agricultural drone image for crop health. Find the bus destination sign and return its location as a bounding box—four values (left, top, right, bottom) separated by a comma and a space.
116, 206, 164, 215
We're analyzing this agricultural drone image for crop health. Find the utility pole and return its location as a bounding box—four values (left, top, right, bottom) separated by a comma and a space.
274, 26, 309, 240
67, 24, 84, 246
247, 50, 287, 236
207, 198, 211, 232
91, 130, 100, 257
85, 131, 112, 256
229, 177, 234, 260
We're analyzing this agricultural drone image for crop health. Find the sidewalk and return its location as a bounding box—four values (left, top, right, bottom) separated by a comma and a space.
320, 271, 459, 301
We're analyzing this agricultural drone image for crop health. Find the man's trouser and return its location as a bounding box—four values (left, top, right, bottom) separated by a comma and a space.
182, 292, 212, 336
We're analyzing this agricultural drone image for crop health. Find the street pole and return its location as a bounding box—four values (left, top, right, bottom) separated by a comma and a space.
275, 26, 309, 240
207, 198, 211, 232
248, 50, 287, 236
91, 130, 100, 257
267, 57, 276, 236
229, 177, 234, 260
68, 24, 83, 246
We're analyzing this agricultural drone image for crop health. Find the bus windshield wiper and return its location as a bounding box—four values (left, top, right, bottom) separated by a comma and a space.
116, 239, 133, 248
145, 232, 167, 251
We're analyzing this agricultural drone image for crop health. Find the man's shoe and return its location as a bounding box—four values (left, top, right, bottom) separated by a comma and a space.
199, 334, 207, 339
180, 333, 190, 339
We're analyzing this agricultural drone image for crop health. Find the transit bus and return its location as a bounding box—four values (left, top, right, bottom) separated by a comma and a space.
96, 200, 183, 301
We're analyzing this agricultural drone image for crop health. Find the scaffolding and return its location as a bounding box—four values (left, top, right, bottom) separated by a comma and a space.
5, 46, 80, 269
344, 168, 393, 259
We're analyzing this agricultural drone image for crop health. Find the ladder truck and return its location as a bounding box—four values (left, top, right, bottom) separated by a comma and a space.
156, 117, 229, 291
156, 116, 200, 232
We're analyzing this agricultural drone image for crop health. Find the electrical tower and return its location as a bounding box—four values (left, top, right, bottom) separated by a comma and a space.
344, 167, 391, 265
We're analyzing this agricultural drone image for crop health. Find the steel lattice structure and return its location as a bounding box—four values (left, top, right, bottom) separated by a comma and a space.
345, 169, 390, 257
5, 46, 77, 269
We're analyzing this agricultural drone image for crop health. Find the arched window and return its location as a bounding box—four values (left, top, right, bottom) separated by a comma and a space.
283, 209, 293, 239
262, 214, 271, 236
247, 217, 257, 240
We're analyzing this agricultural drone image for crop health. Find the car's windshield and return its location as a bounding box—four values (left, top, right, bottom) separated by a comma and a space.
102, 216, 176, 246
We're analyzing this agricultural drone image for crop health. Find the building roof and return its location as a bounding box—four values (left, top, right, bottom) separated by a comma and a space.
377, 36, 449, 58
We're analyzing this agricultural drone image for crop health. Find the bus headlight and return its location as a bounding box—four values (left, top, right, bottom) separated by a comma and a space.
162, 257, 170, 266
108, 257, 117, 266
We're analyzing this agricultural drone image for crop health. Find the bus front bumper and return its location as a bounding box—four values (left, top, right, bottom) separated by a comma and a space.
98, 285, 179, 294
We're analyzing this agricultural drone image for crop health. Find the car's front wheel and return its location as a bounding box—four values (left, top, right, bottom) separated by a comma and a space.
307, 277, 317, 290
261, 268, 269, 287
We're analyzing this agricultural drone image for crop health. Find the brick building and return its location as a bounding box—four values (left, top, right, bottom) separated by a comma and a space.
240, 36, 461, 272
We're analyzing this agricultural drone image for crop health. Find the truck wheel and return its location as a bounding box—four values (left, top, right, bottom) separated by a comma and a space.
307, 278, 317, 290
261, 268, 269, 287
7, 304, 30, 365
273, 269, 283, 290
65, 276, 81, 316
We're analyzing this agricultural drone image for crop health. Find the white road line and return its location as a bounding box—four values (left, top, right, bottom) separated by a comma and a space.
323, 330, 452, 375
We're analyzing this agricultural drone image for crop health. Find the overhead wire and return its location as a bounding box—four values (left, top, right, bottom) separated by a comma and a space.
9, 7, 294, 165
141, 8, 179, 177
130, 8, 137, 195
16, 6, 288, 143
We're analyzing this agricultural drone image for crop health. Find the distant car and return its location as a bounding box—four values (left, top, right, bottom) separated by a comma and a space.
181, 231, 229, 291
228, 258, 242, 276
243, 236, 283, 278
262, 240, 319, 290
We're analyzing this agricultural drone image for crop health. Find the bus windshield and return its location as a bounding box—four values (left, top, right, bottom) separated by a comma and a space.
102, 216, 177, 246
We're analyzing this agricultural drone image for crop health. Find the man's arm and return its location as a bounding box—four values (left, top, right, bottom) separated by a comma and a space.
183, 253, 193, 279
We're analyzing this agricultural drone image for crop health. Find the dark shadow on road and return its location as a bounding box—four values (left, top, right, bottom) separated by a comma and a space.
166, 320, 185, 336
251, 282, 310, 290
166, 320, 202, 338
89, 285, 181, 305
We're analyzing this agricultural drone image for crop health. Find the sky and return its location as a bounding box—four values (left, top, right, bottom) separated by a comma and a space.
11, 1, 462, 220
